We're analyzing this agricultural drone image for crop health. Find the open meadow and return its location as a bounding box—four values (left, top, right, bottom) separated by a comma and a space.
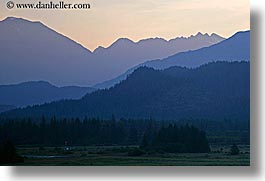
13, 145, 250, 166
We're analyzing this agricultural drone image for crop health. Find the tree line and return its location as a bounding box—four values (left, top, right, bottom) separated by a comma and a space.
0, 116, 249, 148
141, 124, 210, 153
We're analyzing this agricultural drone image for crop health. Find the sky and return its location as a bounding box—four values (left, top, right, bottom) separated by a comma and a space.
0, 0, 250, 51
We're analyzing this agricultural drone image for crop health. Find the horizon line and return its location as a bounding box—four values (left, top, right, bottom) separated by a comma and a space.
1, 16, 250, 52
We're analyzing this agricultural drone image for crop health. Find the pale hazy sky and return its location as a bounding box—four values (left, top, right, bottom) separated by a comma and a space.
0, 0, 250, 51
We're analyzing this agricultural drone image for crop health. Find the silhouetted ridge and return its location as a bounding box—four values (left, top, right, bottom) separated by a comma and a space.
95, 30, 249, 89
0, 81, 95, 107
0, 62, 250, 121
0, 17, 225, 86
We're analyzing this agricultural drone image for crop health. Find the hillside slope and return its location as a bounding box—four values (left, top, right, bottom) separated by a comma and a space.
0, 62, 250, 121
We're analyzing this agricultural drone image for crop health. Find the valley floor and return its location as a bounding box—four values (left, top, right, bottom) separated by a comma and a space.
9, 145, 250, 166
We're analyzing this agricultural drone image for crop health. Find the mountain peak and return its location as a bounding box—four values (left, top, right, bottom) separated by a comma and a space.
233, 30, 250, 36
210, 33, 219, 36
137, 37, 167, 44
223, 30, 250, 43
194, 32, 211, 37
115, 38, 135, 44
2, 16, 22, 22
1, 16, 47, 31
93, 46, 105, 53
210, 33, 225, 39
196, 32, 203, 36
17, 81, 54, 87
1, 16, 41, 24
93, 38, 135, 53
94, 32, 224, 53
2, 17, 16, 22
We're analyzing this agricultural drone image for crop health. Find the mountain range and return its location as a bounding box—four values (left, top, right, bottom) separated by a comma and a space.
0, 105, 16, 113
0, 17, 224, 87
0, 62, 250, 120
0, 17, 250, 121
95, 30, 250, 89
0, 81, 95, 108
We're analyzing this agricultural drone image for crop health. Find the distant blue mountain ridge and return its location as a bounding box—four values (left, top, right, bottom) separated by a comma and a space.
0, 61, 250, 120
95, 30, 250, 89
0, 17, 224, 86
0, 29, 250, 119
0, 81, 95, 108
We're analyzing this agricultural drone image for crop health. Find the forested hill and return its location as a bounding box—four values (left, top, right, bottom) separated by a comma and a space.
0, 81, 95, 107
95, 30, 249, 89
0, 61, 250, 121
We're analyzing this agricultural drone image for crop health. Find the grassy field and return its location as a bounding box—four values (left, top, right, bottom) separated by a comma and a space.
13, 145, 250, 166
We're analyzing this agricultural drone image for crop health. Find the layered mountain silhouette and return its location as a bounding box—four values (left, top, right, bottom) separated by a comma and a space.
0, 17, 93, 86
0, 81, 95, 107
0, 17, 224, 86
0, 17, 249, 121
92, 32, 224, 76
0, 105, 16, 113
0, 62, 250, 121
95, 30, 250, 89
